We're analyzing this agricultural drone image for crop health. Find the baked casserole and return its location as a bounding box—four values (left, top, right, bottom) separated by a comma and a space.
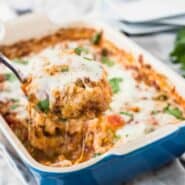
0, 27, 185, 168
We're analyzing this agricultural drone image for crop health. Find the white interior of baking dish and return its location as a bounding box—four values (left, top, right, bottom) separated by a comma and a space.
0, 13, 185, 173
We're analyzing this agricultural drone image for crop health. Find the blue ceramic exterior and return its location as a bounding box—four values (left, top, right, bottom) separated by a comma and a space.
25, 125, 185, 185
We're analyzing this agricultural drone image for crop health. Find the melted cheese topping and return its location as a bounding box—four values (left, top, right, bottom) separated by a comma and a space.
0, 42, 183, 145
106, 64, 137, 112
25, 53, 103, 101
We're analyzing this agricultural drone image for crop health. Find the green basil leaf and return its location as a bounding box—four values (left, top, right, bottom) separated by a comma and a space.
74, 47, 88, 55
37, 99, 50, 113
4, 73, 17, 82
109, 77, 123, 94
163, 104, 185, 120
61, 65, 69, 72
91, 32, 102, 45
10, 103, 20, 110
101, 56, 114, 67
120, 111, 134, 119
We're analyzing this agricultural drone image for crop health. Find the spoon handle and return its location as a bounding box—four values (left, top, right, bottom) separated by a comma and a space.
0, 53, 23, 82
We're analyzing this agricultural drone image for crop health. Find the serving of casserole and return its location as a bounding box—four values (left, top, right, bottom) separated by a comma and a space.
1, 14, 185, 185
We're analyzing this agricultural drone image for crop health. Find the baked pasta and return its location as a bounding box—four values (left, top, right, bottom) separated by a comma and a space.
0, 28, 185, 167
21, 54, 112, 119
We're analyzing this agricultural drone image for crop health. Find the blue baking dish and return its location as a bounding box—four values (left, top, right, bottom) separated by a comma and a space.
1, 14, 185, 185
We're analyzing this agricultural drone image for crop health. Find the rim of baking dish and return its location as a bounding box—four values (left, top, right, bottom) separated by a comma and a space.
1, 13, 185, 173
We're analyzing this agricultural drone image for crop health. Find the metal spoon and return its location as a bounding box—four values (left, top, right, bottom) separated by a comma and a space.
0, 53, 23, 82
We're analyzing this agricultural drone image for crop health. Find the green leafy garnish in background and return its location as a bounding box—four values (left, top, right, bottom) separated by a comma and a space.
109, 77, 123, 94
14, 58, 28, 65
74, 47, 88, 55
170, 28, 185, 71
4, 73, 17, 82
37, 99, 50, 113
101, 56, 115, 67
91, 32, 102, 45
163, 104, 185, 120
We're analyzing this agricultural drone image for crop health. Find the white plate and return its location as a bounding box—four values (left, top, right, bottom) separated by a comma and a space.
107, 0, 185, 23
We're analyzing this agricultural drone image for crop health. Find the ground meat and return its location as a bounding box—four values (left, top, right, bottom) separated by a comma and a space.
22, 57, 112, 120
51, 76, 112, 119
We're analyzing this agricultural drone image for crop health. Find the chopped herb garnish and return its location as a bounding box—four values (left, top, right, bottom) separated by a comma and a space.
163, 104, 185, 120
10, 103, 19, 110
101, 56, 114, 67
151, 110, 160, 115
125, 134, 129, 138
14, 58, 28, 65
61, 65, 69, 72
74, 47, 88, 55
109, 77, 123, 94
114, 134, 121, 141
4, 73, 17, 82
91, 32, 102, 45
37, 99, 50, 113
120, 111, 134, 119
94, 153, 101, 157
83, 57, 92, 61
